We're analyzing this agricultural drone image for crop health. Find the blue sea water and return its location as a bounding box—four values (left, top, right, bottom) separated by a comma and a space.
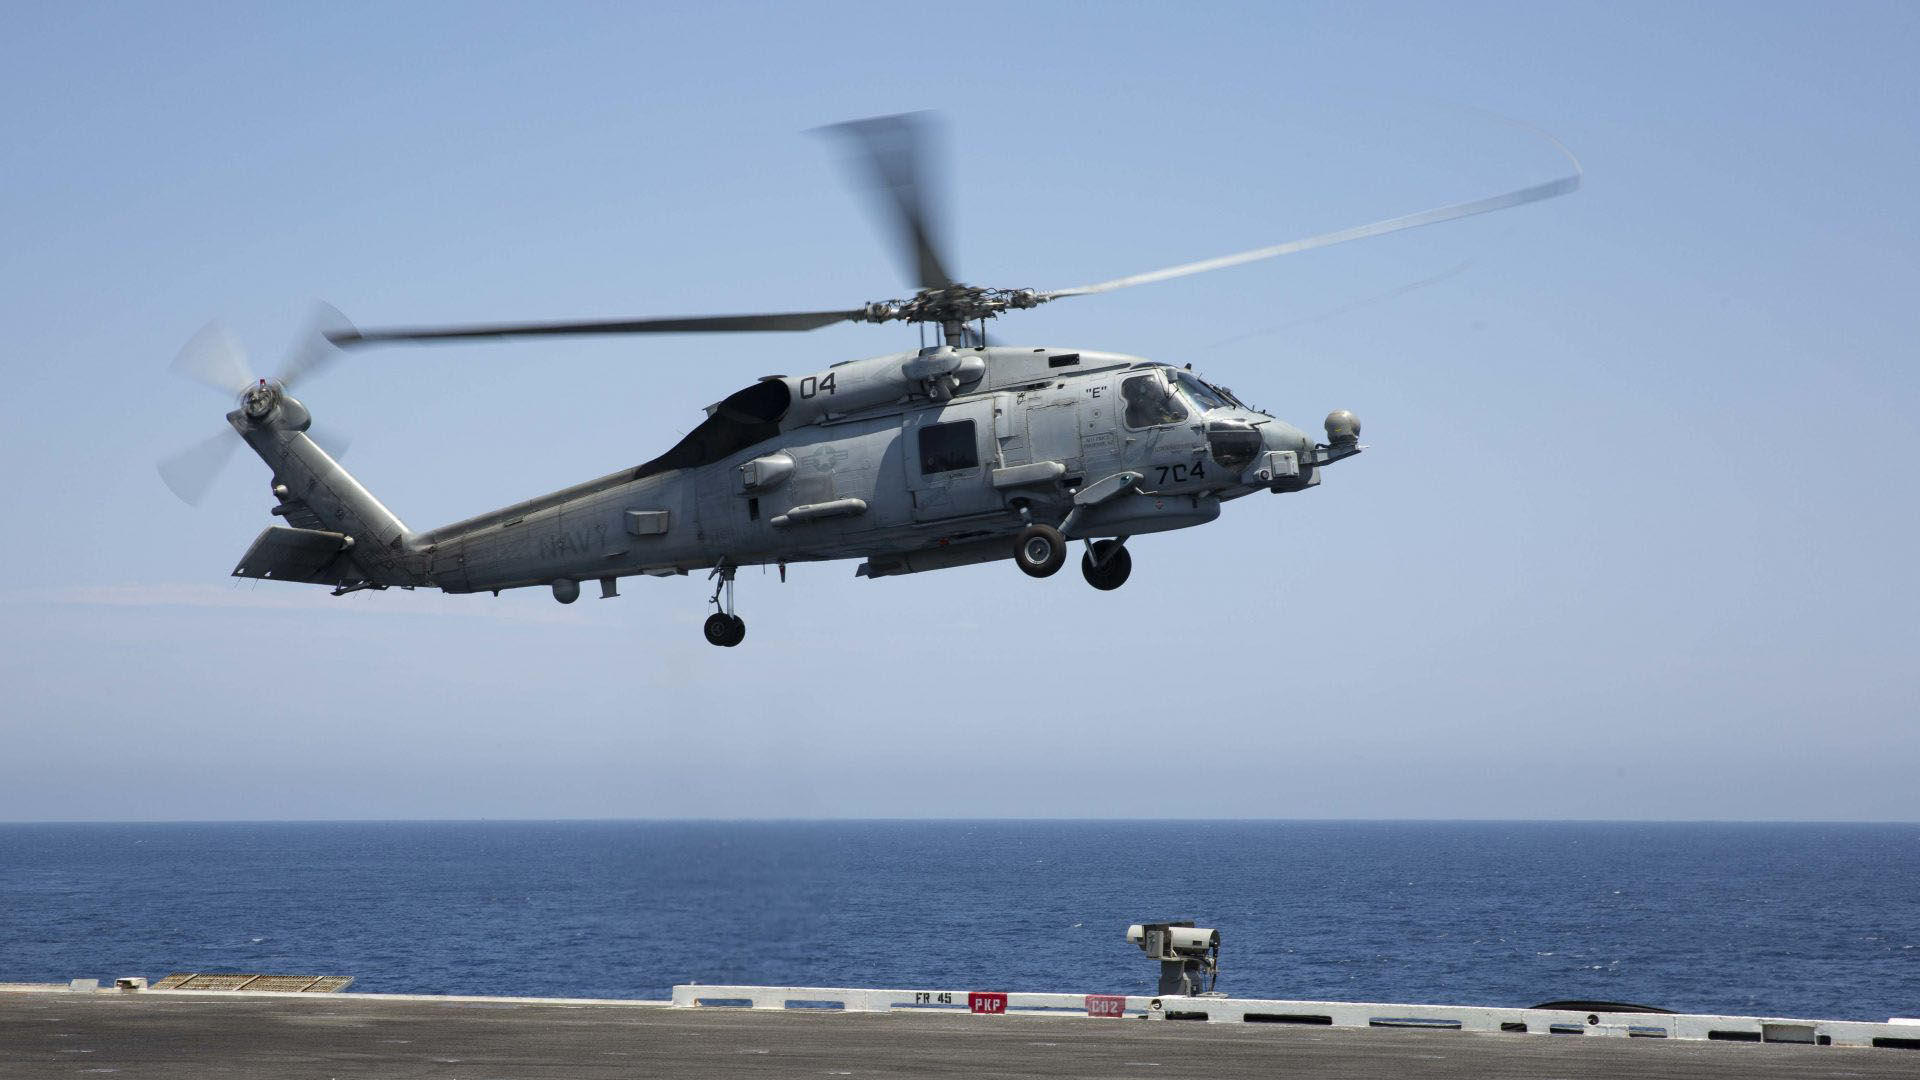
1, 821, 1915, 1021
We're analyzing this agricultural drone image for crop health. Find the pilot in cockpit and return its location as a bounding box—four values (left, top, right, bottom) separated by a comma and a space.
1121, 373, 1189, 428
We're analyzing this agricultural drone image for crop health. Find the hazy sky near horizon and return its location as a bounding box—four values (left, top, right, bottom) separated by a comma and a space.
2, 3, 1916, 821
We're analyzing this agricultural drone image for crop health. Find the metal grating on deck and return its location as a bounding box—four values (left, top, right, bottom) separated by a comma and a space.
151, 973, 353, 993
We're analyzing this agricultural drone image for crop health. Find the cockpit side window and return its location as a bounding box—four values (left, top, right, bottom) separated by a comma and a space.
1173, 371, 1231, 412
1121, 373, 1189, 428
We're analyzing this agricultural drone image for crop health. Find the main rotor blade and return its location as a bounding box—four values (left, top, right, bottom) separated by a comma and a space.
818, 112, 956, 291
1042, 139, 1582, 301
1202, 259, 1474, 350
171, 321, 255, 396
328, 309, 865, 348
274, 301, 352, 389
158, 428, 240, 506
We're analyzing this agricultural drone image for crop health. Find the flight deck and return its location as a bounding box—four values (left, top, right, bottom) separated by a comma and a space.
5, 982, 1918, 1079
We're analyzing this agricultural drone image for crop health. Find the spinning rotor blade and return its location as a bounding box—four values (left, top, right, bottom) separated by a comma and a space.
160, 307, 355, 506
1041, 138, 1582, 301
171, 321, 255, 396
327, 309, 864, 347
308, 423, 352, 462
818, 112, 956, 291
157, 415, 352, 507
158, 428, 240, 506
306, 115, 1582, 356
273, 301, 352, 389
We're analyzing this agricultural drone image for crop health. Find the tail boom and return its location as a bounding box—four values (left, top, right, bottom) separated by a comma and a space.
231, 396, 427, 588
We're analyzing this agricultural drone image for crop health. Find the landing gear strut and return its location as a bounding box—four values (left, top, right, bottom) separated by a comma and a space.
704, 565, 746, 647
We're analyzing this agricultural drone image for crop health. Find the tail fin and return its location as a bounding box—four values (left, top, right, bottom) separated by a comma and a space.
229, 388, 426, 588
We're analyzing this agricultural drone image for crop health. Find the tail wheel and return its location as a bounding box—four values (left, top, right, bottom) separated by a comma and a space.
1013, 524, 1067, 578
1081, 541, 1132, 590
704, 612, 746, 647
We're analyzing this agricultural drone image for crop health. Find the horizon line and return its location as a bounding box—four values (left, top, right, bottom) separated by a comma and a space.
3, 816, 1915, 827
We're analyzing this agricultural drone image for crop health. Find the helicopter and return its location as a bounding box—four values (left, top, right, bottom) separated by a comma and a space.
160, 113, 1579, 646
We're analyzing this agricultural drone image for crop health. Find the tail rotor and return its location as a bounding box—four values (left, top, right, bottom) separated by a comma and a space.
156, 303, 354, 505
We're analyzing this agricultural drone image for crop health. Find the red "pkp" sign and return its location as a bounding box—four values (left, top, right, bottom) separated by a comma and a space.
1085, 994, 1127, 1018
968, 992, 1008, 1015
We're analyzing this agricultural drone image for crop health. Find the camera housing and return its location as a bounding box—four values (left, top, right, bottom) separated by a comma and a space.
1126, 920, 1221, 996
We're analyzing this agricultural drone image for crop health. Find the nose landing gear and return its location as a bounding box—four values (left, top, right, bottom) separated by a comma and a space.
703, 565, 746, 647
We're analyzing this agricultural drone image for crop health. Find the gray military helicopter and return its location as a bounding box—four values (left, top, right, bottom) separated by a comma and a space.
161, 114, 1579, 646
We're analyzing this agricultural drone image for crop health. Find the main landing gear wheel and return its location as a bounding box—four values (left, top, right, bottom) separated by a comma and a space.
1013, 524, 1067, 578
704, 564, 746, 646
1081, 540, 1132, 591
703, 612, 746, 647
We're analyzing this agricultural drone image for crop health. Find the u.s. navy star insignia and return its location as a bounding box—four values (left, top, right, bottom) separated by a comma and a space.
804, 445, 849, 472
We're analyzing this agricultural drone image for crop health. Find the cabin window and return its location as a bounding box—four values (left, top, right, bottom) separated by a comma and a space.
1122, 373, 1189, 428
919, 420, 978, 475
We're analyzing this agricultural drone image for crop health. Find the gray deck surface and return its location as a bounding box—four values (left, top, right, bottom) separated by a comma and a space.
4, 990, 1917, 1079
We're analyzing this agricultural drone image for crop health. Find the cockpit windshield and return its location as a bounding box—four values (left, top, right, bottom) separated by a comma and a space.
1208, 380, 1246, 408
1173, 370, 1233, 412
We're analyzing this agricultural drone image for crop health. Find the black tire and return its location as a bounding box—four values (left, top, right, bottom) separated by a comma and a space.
1013, 524, 1067, 578
1081, 541, 1132, 591
703, 612, 736, 647
723, 614, 746, 647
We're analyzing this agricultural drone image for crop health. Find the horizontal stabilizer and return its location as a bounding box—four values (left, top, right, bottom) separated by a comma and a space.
231, 527, 359, 585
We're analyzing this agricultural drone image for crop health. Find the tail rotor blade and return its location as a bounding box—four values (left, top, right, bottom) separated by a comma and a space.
307, 422, 352, 462
818, 112, 957, 292
274, 300, 353, 390
171, 322, 255, 396
158, 429, 240, 506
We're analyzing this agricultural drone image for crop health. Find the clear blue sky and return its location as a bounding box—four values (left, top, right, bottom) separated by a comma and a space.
2, 2, 1915, 820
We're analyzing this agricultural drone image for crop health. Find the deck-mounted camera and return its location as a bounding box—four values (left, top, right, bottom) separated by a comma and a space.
1126, 920, 1221, 997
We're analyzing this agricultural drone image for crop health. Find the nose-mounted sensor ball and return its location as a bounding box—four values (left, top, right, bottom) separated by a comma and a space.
1324, 410, 1361, 450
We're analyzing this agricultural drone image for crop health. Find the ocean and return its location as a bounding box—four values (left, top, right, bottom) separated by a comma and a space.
1, 821, 1915, 1021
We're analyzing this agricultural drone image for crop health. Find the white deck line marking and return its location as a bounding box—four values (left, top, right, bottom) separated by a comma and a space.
662, 985, 1920, 1049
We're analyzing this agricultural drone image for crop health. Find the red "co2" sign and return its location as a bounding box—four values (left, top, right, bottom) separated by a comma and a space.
1084, 994, 1127, 1018
968, 992, 1008, 1015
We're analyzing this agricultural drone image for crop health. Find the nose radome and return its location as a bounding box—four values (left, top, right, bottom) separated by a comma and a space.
1263, 420, 1314, 455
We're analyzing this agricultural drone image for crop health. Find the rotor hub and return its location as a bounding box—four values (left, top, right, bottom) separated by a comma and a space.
241, 380, 279, 421
858, 285, 1043, 327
